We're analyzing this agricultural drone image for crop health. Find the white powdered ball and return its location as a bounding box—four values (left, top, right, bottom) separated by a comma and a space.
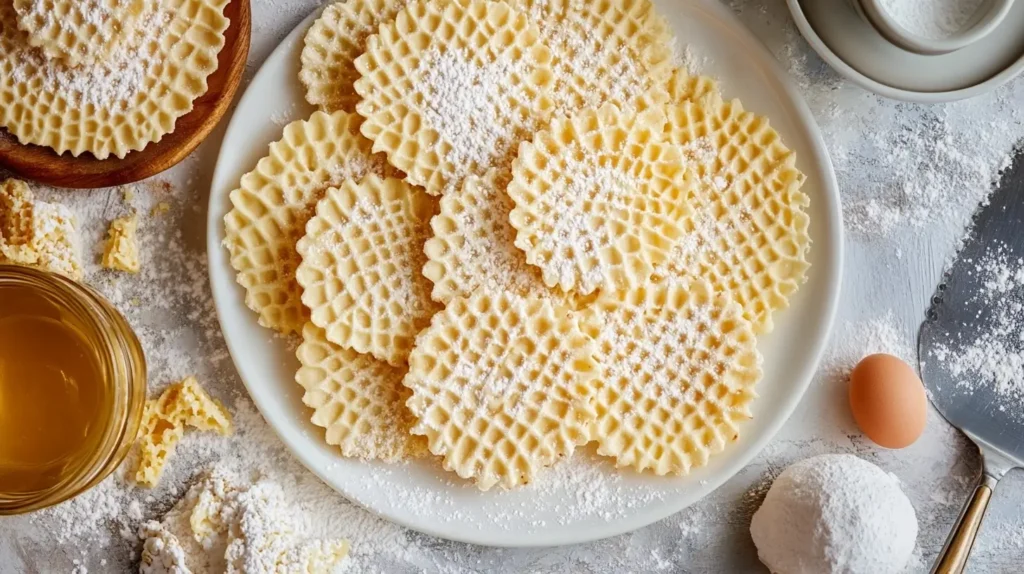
750, 454, 918, 574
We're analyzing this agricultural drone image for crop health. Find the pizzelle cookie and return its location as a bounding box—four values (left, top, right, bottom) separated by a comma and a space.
354, 0, 554, 195
295, 322, 427, 461
404, 290, 600, 490
508, 0, 673, 115
224, 111, 399, 335
12, 0, 149, 66
589, 278, 762, 475
0, 0, 228, 159
295, 176, 440, 366
667, 66, 720, 104
507, 105, 692, 296
655, 96, 811, 333
423, 169, 555, 304
300, 0, 410, 113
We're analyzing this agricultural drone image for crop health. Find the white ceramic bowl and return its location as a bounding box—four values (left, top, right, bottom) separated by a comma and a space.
854, 0, 1015, 54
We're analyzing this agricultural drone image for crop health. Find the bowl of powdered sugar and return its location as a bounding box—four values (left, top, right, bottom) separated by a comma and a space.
855, 0, 1015, 54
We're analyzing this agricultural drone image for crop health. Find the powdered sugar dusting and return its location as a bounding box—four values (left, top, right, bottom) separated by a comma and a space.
449, 176, 549, 298
604, 302, 729, 412
414, 47, 530, 192
8, 2, 170, 110
139, 468, 348, 573
929, 244, 1024, 417
522, 0, 649, 115
540, 154, 641, 292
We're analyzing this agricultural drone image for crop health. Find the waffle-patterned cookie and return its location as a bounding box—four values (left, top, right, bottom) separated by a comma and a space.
296, 322, 427, 461
508, 105, 691, 295
656, 97, 811, 333
404, 290, 600, 490
589, 278, 761, 475
509, 0, 672, 115
300, 0, 410, 113
296, 176, 440, 365
423, 169, 556, 304
354, 0, 554, 195
667, 67, 719, 104
224, 111, 399, 335
12, 0, 148, 66
0, 0, 228, 159
0, 178, 82, 280
135, 376, 232, 487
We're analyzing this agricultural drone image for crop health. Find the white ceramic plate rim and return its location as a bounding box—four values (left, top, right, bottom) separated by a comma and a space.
207, 0, 844, 547
787, 0, 1024, 103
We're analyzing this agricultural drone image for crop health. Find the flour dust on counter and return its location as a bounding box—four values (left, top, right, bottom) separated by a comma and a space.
732, 2, 1024, 244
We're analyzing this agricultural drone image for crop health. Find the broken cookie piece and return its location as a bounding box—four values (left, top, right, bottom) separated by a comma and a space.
102, 214, 141, 273
135, 376, 233, 487
0, 178, 82, 280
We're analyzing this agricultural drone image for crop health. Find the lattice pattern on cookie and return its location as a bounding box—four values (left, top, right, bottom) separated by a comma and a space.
12, 0, 148, 66
296, 322, 427, 461
508, 105, 692, 295
404, 290, 599, 490
300, 0, 410, 113
224, 111, 399, 335
354, 0, 554, 195
667, 67, 720, 104
135, 376, 232, 487
0, 0, 228, 159
590, 278, 761, 475
423, 168, 558, 304
0, 178, 82, 280
296, 176, 440, 365
655, 98, 811, 333
509, 0, 673, 115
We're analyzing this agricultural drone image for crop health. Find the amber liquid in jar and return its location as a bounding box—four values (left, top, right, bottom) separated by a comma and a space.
0, 283, 112, 495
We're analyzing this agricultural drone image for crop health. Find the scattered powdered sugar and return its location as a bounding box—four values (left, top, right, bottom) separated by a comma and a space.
761, 13, 1024, 245
9, 2, 170, 110
18, 0, 122, 42
929, 244, 1024, 416
876, 0, 984, 40
541, 155, 641, 292
750, 454, 918, 574
445, 174, 549, 298
138, 468, 348, 574
822, 310, 914, 380
603, 302, 728, 412
414, 47, 530, 191
522, 0, 647, 114
677, 136, 718, 168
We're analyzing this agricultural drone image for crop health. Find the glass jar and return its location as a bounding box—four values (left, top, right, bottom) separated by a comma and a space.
0, 265, 146, 514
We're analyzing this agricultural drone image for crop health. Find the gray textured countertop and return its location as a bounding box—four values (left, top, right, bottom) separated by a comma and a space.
1, 0, 1023, 572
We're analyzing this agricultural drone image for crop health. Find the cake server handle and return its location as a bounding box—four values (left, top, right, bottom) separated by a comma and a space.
931, 474, 996, 574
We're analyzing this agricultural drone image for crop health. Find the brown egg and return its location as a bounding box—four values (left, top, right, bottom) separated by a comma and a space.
848, 353, 927, 449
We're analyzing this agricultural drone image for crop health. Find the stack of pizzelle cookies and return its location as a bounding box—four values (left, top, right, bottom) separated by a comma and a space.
224, 0, 811, 490
0, 0, 229, 159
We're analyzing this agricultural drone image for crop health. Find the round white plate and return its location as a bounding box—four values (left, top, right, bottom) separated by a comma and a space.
207, 0, 843, 547
789, 0, 1024, 102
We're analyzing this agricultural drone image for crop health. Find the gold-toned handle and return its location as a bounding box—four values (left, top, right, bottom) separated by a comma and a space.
933, 483, 994, 574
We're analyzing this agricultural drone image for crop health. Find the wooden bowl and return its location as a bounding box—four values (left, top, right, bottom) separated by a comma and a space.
0, 0, 251, 189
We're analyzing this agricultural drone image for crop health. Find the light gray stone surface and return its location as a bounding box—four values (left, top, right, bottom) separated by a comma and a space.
1, 0, 1022, 572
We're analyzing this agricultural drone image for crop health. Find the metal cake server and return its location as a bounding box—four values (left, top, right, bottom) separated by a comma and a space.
918, 148, 1024, 574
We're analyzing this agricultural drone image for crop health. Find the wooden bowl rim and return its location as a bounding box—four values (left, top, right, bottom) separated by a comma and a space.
0, 0, 252, 190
